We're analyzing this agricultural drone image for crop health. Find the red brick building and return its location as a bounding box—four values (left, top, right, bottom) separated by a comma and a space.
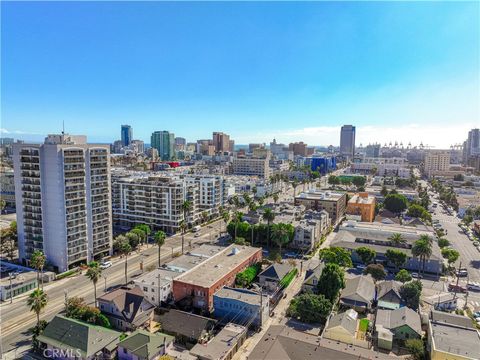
172, 245, 262, 311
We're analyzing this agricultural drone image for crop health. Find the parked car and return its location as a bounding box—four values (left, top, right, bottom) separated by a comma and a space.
99, 261, 112, 269
456, 269, 468, 277
411, 272, 423, 279
448, 283, 467, 293
467, 282, 480, 292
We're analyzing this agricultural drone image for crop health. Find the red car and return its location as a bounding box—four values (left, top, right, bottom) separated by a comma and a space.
448, 283, 467, 293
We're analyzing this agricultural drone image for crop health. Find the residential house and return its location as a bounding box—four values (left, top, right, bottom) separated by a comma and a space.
117, 329, 174, 360
375, 307, 422, 347
323, 309, 358, 345
423, 293, 458, 311
376, 281, 403, 310
302, 263, 324, 293
258, 263, 293, 292
339, 275, 376, 312
97, 287, 154, 332
213, 287, 269, 328
189, 323, 247, 360
427, 310, 480, 360
156, 309, 216, 349
37, 315, 121, 360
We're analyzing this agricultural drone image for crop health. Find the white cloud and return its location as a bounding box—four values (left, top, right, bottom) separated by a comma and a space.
0, 128, 43, 135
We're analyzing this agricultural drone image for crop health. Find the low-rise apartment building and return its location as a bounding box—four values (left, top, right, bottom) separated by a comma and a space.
346, 192, 376, 222
294, 190, 347, 224
332, 221, 442, 275
172, 245, 262, 311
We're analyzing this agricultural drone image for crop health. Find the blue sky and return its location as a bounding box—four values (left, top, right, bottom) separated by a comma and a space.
1, 1, 479, 147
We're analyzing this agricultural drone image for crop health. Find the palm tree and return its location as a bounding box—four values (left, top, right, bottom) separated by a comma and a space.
262, 208, 275, 247
233, 212, 243, 240
419, 234, 433, 245
221, 211, 230, 235
181, 200, 193, 227
272, 193, 279, 204
118, 239, 132, 285
154, 231, 166, 267
85, 261, 102, 306
389, 233, 407, 248
30, 250, 46, 289
179, 220, 187, 254
291, 180, 298, 197
27, 288, 47, 329
271, 224, 290, 255
201, 211, 209, 224
412, 239, 432, 276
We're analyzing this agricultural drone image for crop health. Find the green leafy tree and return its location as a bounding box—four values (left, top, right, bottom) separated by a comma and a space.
405, 338, 425, 360
233, 211, 243, 240
364, 264, 386, 282
328, 175, 340, 185
385, 249, 407, 271
395, 269, 412, 283
130, 228, 147, 246
384, 194, 408, 214
85, 261, 102, 307
319, 247, 353, 268
27, 288, 48, 330
287, 293, 332, 324
380, 186, 389, 197
407, 204, 431, 221
134, 224, 151, 239
316, 263, 345, 301
30, 250, 46, 289
352, 176, 366, 188
125, 231, 141, 249
154, 231, 166, 267
441, 248, 460, 265
437, 238, 450, 248
355, 247, 376, 265
400, 280, 422, 309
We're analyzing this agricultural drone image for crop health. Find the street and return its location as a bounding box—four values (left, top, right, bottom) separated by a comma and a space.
0, 219, 224, 357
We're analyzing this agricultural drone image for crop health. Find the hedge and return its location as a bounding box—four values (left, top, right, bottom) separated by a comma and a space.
279, 268, 298, 289
56, 268, 78, 280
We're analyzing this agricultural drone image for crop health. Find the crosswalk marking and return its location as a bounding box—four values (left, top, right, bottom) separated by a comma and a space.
470, 301, 479, 307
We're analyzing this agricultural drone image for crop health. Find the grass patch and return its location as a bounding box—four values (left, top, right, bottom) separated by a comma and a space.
280, 268, 298, 289
359, 318, 369, 332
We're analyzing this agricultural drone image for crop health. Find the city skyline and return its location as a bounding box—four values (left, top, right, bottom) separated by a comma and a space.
2, 1, 479, 147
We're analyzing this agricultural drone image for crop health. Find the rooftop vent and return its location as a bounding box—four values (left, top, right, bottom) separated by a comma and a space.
231, 247, 240, 255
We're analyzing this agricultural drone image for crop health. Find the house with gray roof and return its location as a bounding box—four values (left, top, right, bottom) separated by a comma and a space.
376, 280, 403, 310
323, 309, 358, 345
258, 263, 294, 292
339, 275, 376, 312
375, 307, 422, 346
117, 329, 174, 360
302, 263, 325, 294
98, 286, 154, 332
37, 315, 121, 360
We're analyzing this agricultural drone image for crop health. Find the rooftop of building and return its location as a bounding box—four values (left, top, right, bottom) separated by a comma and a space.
348, 193, 375, 205
190, 323, 246, 360
295, 189, 346, 201
339, 220, 435, 237
175, 245, 261, 288
134, 268, 182, 287
214, 286, 268, 306
117, 329, 174, 358
430, 319, 480, 358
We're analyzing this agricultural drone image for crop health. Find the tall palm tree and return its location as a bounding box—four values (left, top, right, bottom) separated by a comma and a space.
262, 208, 275, 247
179, 220, 187, 254
85, 261, 102, 306
271, 224, 290, 255
181, 200, 193, 227
118, 240, 132, 285
30, 250, 46, 289
419, 234, 433, 245
233, 211, 243, 240
27, 288, 47, 330
291, 180, 298, 197
412, 239, 432, 276
389, 233, 407, 248
221, 210, 230, 235
272, 193, 279, 204
201, 211, 209, 224
154, 231, 166, 267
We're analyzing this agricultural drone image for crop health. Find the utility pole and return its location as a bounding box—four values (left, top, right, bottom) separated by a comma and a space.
9, 273, 13, 304
64, 289, 68, 311
453, 261, 462, 299
464, 275, 470, 310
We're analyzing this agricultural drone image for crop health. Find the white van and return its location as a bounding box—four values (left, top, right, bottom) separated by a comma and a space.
192, 225, 201, 232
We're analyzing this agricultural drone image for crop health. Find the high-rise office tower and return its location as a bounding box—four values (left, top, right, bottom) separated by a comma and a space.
121, 125, 133, 147
13, 134, 112, 272
151, 131, 175, 160
212, 132, 231, 154
340, 125, 356, 158
466, 129, 480, 158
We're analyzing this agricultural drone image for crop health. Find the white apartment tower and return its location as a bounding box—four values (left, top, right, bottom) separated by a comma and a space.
13, 134, 112, 272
